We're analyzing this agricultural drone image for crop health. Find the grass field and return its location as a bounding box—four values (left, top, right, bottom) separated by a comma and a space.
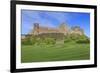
21, 42, 90, 63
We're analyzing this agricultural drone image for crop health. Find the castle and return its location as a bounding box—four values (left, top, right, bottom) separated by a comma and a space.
30, 23, 84, 36
21, 23, 84, 39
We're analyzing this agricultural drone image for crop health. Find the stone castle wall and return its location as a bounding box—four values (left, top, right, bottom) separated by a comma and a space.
21, 23, 84, 40
30, 23, 83, 36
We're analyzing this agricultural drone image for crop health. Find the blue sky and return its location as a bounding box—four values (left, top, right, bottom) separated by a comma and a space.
21, 9, 90, 37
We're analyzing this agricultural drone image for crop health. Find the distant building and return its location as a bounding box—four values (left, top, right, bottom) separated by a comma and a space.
29, 23, 83, 36
21, 23, 84, 39
70, 26, 84, 35
29, 23, 68, 35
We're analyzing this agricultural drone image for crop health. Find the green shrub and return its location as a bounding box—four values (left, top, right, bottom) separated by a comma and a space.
22, 36, 37, 45
22, 37, 32, 45
30, 37, 37, 45
44, 38, 56, 45
70, 34, 81, 40
76, 39, 90, 44
64, 34, 90, 44
35, 38, 43, 45
64, 38, 72, 43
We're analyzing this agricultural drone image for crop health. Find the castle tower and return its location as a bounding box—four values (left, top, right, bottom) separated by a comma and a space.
59, 23, 69, 35
33, 23, 39, 35
70, 26, 84, 35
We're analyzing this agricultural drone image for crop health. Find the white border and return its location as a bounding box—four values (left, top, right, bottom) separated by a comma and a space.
16, 4, 94, 69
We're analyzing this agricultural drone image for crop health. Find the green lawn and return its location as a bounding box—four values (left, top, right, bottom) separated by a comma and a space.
21, 42, 90, 63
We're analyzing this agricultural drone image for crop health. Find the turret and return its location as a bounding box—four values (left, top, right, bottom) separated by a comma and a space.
70, 26, 84, 35
59, 23, 69, 35
33, 23, 39, 35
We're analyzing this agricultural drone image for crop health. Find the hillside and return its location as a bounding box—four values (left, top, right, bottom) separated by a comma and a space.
21, 34, 90, 63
